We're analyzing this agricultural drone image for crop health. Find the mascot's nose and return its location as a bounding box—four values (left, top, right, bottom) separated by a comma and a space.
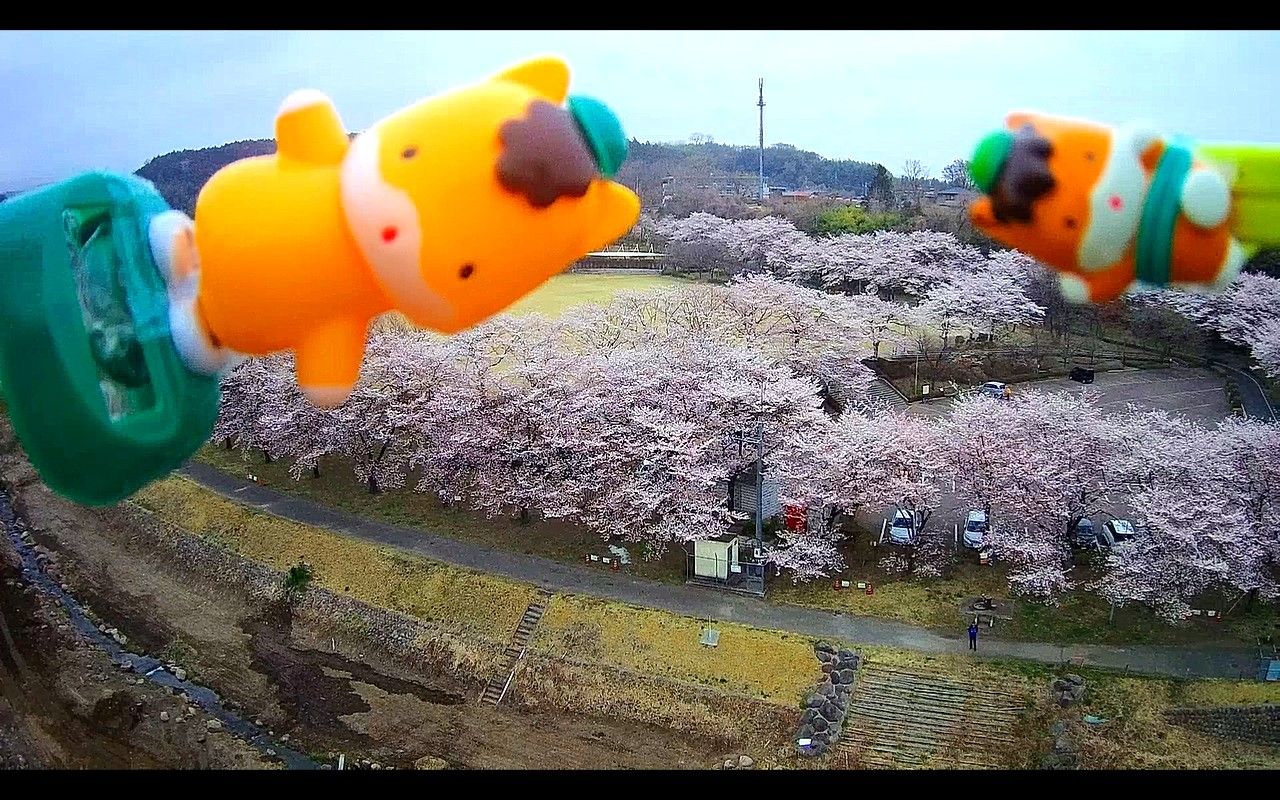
969, 129, 1014, 194
567, 95, 628, 179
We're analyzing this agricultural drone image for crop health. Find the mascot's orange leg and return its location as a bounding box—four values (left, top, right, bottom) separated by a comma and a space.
1059, 263, 1135, 304
1087, 263, 1136, 303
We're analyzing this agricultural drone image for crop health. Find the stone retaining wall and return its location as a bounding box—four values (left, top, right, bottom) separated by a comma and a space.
116, 502, 505, 685
1164, 705, 1280, 747
794, 641, 860, 757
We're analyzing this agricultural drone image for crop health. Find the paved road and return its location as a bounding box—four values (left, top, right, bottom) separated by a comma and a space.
905, 366, 1231, 425
1218, 362, 1277, 422
179, 461, 1258, 680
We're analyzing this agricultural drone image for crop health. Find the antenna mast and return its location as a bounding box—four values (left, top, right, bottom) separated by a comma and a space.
757, 78, 767, 201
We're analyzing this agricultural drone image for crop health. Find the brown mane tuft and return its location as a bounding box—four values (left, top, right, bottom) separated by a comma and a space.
497, 100, 597, 209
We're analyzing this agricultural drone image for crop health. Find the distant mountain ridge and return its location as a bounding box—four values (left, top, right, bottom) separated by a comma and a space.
0, 136, 902, 216
135, 139, 277, 215
621, 140, 887, 197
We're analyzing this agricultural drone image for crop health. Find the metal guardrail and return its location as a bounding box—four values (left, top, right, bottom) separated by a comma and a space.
1221, 364, 1277, 422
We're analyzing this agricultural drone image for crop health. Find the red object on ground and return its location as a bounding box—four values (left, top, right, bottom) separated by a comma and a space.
865, 584, 874, 595
833, 580, 843, 591
611, 560, 620, 572
783, 504, 806, 532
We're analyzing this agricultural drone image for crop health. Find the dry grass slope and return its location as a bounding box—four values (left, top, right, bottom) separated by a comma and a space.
133, 476, 534, 642
535, 595, 819, 705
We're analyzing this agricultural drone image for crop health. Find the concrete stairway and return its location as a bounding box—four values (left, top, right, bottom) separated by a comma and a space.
835, 665, 1024, 769
864, 378, 908, 413
479, 595, 549, 706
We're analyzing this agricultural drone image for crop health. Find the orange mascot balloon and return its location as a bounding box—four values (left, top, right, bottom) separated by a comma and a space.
147, 55, 641, 407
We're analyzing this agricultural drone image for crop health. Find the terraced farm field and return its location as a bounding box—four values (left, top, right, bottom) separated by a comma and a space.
835, 664, 1028, 769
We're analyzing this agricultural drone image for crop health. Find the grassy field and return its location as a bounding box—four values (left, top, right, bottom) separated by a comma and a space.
506, 273, 689, 318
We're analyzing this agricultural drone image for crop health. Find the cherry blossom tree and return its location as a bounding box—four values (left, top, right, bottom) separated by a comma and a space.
409, 315, 562, 509
766, 525, 847, 583
1141, 272, 1280, 373
779, 410, 947, 578
1093, 418, 1280, 620
1253, 317, 1280, 378
921, 268, 1046, 344
864, 230, 984, 300
941, 391, 1142, 597
213, 353, 296, 463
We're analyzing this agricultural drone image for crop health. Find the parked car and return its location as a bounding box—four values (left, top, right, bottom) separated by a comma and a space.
963, 510, 989, 549
1072, 518, 1096, 548
1070, 367, 1096, 384
979, 381, 1009, 399
1103, 519, 1138, 542
887, 509, 919, 545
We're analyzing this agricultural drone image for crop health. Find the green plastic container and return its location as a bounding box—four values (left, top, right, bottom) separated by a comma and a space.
0, 171, 219, 505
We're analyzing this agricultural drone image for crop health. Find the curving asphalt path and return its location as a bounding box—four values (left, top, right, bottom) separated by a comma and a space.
178, 461, 1260, 681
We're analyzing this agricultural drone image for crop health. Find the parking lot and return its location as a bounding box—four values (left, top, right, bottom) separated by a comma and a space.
906, 366, 1231, 425
861, 366, 1230, 555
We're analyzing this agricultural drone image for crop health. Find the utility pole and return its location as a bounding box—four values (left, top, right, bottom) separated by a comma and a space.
754, 419, 764, 547
757, 78, 767, 201
732, 422, 766, 548
914, 347, 921, 396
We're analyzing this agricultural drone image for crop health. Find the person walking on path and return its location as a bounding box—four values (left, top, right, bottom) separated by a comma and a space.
968, 620, 979, 651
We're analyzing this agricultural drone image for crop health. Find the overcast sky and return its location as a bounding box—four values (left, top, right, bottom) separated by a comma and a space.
3, 30, 1279, 191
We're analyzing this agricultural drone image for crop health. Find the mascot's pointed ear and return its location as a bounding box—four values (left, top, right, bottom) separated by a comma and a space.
1005, 111, 1036, 131
970, 196, 998, 230
492, 55, 570, 103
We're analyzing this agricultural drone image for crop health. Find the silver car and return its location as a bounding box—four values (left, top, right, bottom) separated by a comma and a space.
979, 381, 1009, 399
887, 509, 919, 545
963, 510, 988, 549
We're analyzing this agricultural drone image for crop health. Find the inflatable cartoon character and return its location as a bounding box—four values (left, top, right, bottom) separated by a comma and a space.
968, 112, 1280, 303
151, 54, 640, 406
0, 55, 639, 505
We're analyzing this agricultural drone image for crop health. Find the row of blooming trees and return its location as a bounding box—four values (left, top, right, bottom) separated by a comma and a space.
650, 212, 1280, 376
1139, 272, 1280, 378
646, 213, 1048, 361
215, 277, 1279, 621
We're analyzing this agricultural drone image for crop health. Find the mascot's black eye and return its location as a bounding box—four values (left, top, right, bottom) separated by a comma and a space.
1065, 217, 1078, 229
1084, 152, 1095, 161
402, 146, 418, 159
459, 264, 474, 279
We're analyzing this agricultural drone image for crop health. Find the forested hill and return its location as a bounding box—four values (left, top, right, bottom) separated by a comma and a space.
130, 135, 888, 217
621, 140, 883, 195
135, 139, 276, 215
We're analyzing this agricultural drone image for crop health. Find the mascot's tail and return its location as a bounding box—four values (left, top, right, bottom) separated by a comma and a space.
1197, 141, 1280, 250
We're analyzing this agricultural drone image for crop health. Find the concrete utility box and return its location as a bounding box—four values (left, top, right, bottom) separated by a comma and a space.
694, 537, 739, 580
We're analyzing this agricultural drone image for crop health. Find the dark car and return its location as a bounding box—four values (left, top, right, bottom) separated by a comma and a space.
1070, 367, 1095, 384
1072, 518, 1097, 547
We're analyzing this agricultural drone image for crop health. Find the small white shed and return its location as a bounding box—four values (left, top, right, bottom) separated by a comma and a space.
693, 537, 740, 580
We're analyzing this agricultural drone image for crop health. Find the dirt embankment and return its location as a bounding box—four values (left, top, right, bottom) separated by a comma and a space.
0, 422, 755, 769
0, 523, 271, 769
